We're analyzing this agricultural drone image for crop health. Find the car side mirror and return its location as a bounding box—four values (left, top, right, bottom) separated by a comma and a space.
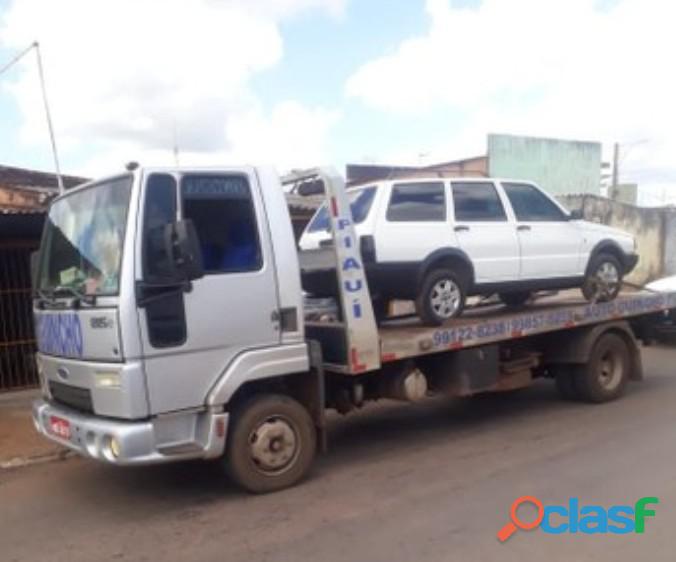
569, 209, 583, 220
164, 219, 204, 282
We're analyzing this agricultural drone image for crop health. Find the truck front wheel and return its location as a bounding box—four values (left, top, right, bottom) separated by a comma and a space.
225, 394, 316, 493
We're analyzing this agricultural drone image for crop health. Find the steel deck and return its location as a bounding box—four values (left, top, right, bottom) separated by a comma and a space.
376, 290, 676, 365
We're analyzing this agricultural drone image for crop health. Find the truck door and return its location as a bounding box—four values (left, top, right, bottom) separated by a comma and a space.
137, 171, 280, 414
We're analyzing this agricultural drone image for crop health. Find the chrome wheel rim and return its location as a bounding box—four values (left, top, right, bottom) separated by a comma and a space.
429, 278, 461, 319
592, 261, 620, 299
598, 350, 623, 390
248, 416, 299, 475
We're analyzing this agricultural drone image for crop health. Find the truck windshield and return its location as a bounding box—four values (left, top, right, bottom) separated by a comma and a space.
307, 186, 376, 233
37, 175, 133, 297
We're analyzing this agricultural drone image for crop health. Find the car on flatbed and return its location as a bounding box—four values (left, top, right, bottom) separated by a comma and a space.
299, 177, 638, 325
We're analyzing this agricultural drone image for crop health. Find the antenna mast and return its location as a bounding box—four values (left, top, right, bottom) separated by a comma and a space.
0, 41, 64, 194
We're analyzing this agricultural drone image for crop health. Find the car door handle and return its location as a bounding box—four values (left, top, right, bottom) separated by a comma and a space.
454, 225, 470, 232
517, 225, 531, 232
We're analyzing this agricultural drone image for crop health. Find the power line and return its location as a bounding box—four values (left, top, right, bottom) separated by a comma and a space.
0, 41, 64, 194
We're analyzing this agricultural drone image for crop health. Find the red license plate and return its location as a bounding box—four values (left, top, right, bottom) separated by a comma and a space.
49, 416, 71, 440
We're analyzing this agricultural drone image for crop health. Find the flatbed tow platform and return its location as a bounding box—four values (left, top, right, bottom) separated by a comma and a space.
377, 290, 676, 365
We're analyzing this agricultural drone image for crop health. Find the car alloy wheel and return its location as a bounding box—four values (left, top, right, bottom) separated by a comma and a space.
429, 278, 462, 319
591, 260, 621, 301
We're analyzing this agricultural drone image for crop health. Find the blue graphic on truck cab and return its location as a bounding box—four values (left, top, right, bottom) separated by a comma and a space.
36, 313, 84, 357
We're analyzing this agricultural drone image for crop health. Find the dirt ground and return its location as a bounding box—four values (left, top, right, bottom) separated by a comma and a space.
1, 346, 675, 562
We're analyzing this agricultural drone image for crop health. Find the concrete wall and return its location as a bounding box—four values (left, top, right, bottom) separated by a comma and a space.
559, 194, 676, 285
488, 133, 601, 196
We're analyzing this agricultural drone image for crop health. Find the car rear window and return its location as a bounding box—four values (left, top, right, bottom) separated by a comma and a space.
386, 182, 446, 222
307, 186, 376, 232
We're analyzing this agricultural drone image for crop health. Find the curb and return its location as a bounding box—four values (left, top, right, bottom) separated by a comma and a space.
0, 448, 74, 470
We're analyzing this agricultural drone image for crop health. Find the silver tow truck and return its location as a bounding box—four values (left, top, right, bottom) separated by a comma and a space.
31, 165, 676, 492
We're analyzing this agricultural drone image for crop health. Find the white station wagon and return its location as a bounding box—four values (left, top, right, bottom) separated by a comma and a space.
299, 178, 638, 325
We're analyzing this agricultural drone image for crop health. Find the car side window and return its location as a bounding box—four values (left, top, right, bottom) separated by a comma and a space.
502, 182, 567, 222
181, 175, 262, 274
386, 182, 446, 222
452, 182, 507, 222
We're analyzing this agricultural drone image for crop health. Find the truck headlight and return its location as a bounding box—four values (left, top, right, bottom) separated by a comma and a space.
95, 371, 121, 389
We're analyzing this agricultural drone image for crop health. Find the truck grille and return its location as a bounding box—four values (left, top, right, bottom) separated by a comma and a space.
49, 381, 94, 414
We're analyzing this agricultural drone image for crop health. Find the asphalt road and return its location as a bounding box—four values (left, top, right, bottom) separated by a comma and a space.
2, 345, 675, 562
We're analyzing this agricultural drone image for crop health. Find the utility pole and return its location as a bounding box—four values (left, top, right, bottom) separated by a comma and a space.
0, 41, 64, 194
611, 142, 619, 200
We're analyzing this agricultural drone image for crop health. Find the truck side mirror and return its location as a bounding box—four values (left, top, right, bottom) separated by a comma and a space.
164, 219, 204, 282
569, 209, 583, 220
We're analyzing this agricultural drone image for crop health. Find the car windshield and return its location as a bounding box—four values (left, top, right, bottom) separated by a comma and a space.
37, 175, 133, 297
307, 186, 376, 233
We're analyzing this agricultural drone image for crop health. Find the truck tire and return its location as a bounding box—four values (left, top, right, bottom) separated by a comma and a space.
499, 291, 531, 307
582, 253, 623, 302
572, 333, 629, 403
416, 268, 466, 326
225, 394, 316, 493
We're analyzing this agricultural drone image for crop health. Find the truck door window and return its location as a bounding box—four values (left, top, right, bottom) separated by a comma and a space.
502, 182, 567, 222
181, 175, 262, 273
386, 182, 445, 222
452, 182, 507, 222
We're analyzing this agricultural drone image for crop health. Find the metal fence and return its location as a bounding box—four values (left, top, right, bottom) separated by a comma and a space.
0, 244, 38, 391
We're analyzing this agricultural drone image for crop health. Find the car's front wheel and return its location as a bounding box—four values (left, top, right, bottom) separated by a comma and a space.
416, 268, 466, 326
582, 252, 623, 302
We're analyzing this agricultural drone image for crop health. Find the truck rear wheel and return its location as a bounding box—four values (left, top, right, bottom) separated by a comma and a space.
225, 394, 316, 493
572, 333, 629, 403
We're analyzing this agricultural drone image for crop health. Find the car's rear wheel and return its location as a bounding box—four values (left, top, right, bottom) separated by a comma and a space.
582, 253, 623, 302
499, 291, 531, 307
416, 268, 466, 326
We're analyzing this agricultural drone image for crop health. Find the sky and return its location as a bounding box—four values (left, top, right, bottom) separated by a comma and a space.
0, 0, 675, 205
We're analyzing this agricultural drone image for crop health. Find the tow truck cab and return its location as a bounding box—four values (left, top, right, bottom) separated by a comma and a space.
32, 166, 309, 464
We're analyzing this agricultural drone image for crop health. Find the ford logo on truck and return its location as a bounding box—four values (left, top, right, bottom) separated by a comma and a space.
36, 313, 84, 358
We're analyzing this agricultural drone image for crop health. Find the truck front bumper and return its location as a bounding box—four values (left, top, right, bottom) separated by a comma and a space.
32, 399, 228, 466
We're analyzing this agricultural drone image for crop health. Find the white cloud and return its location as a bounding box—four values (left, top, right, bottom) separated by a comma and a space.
345, 0, 676, 194
0, 0, 344, 176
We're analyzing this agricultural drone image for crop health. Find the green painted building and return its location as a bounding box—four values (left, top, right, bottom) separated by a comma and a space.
487, 133, 601, 196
